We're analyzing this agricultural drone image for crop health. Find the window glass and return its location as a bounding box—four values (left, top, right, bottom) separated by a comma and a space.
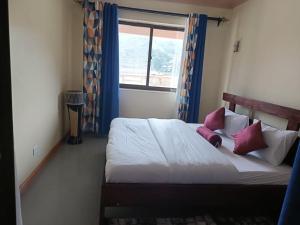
119, 24, 150, 86
149, 29, 184, 88
119, 22, 184, 91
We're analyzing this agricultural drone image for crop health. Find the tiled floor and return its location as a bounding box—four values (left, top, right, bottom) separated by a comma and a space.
21, 136, 106, 225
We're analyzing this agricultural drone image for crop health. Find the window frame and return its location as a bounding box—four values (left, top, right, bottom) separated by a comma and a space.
119, 20, 184, 92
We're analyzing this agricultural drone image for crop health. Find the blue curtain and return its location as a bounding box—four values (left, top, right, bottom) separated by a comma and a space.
187, 15, 207, 123
177, 14, 208, 123
278, 142, 300, 225
99, 3, 119, 136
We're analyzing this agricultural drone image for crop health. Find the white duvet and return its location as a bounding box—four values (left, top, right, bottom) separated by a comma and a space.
106, 118, 238, 183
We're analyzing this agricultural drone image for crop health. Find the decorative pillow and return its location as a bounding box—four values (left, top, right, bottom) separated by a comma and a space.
204, 107, 225, 131
221, 109, 249, 138
232, 121, 268, 155
250, 120, 298, 166
197, 126, 222, 148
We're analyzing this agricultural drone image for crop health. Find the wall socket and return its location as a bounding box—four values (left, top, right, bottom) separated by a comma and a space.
33, 144, 42, 157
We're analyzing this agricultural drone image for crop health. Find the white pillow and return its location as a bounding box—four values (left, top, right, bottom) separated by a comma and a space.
220, 109, 249, 138
250, 120, 298, 166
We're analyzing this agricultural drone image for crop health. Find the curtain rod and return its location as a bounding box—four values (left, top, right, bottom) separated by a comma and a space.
74, 1, 228, 26
118, 6, 227, 26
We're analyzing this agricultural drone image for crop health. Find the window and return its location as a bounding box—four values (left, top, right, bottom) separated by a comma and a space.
119, 21, 184, 91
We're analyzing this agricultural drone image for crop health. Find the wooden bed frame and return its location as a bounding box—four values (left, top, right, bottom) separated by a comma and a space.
99, 93, 300, 225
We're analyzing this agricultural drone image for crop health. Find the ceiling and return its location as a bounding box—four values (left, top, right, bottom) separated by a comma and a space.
156, 0, 248, 9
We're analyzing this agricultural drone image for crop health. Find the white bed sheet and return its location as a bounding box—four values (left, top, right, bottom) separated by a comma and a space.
105, 119, 291, 185
105, 118, 170, 183
106, 118, 238, 184
189, 124, 292, 185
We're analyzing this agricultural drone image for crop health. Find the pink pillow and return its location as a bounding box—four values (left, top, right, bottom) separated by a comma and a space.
232, 121, 268, 155
196, 126, 222, 148
204, 107, 225, 131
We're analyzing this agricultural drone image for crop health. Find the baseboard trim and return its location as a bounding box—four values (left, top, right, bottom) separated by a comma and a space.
19, 134, 67, 195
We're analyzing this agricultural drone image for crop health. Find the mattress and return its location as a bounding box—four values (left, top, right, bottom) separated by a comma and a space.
105, 118, 291, 185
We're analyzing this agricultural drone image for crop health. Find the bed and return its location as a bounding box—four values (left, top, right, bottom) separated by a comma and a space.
99, 93, 300, 225
106, 118, 291, 185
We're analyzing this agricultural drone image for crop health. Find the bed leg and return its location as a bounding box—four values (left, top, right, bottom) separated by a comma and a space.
99, 204, 106, 225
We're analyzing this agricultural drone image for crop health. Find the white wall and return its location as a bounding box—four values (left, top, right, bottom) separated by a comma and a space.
9, 0, 75, 184
72, 0, 232, 121
219, 0, 300, 128
120, 89, 177, 118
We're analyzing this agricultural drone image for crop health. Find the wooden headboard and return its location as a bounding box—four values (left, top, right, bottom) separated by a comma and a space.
223, 93, 300, 166
223, 93, 300, 131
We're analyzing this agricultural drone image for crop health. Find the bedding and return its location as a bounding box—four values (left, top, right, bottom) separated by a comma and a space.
232, 121, 268, 155
196, 126, 222, 147
106, 118, 238, 184
204, 107, 225, 130
250, 119, 298, 166
221, 109, 249, 138
106, 118, 291, 185
190, 124, 292, 185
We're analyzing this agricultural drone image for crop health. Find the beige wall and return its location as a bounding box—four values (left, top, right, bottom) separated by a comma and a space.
9, 0, 76, 185
71, 0, 232, 121
219, 0, 300, 128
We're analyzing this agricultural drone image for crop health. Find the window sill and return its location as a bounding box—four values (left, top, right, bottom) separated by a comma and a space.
120, 84, 176, 93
